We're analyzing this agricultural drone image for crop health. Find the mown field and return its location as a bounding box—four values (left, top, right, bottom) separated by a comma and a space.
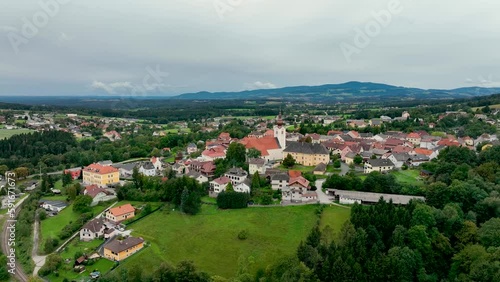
40, 201, 109, 251
0, 128, 34, 139
117, 204, 350, 278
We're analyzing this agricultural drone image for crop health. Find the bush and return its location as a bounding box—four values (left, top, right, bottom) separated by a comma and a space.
261, 194, 273, 205
38, 208, 47, 221
44, 237, 59, 254
238, 230, 249, 240
217, 191, 250, 209
333, 159, 341, 168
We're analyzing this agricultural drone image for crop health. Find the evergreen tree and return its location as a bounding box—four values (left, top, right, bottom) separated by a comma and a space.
283, 154, 296, 168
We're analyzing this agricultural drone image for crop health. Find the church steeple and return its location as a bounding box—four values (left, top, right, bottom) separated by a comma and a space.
277, 109, 283, 127
274, 109, 286, 149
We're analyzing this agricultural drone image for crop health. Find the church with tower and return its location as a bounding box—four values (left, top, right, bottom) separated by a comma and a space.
240, 111, 287, 162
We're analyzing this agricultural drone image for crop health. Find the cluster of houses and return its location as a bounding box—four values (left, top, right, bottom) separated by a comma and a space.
79, 203, 145, 262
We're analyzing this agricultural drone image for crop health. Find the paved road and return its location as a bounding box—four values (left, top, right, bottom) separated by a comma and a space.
339, 162, 350, 176
32, 218, 46, 277
1, 196, 30, 282
315, 179, 332, 204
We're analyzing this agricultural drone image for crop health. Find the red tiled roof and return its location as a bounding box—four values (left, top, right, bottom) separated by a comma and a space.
213, 176, 231, 185
407, 133, 421, 139
288, 170, 302, 178
240, 136, 280, 156
108, 204, 135, 217
84, 185, 107, 198
437, 139, 460, 147
84, 163, 119, 174
289, 176, 310, 188
392, 145, 413, 153
413, 148, 433, 156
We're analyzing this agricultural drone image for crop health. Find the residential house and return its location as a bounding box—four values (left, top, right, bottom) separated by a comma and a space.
234, 180, 251, 193
150, 157, 164, 171
105, 204, 135, 223
103, 131, 122, 141
406, 133, 422, 146
112, 162, 137, 178
209, 176, 231, 197
189, 160, 216, 177
40, 200, 68, 212
248, 158, 266, 175
224, 167, 248, 185
83, 163, 120, 187
409, 154, 430, 167
103, 237, 144, 261
364, 159, 395, 174
187, 143, 198, 154
80, 218, 106, 241
186, 171, 209, 184
345, 152, 357, 165
411, 148, 438, 160
24, 180, 39, 192
271, 173, 290, 190
202, 145, 226, 161
387, 153, 411, 169
139, 162, 156, 176
283, 142, 330, 166
84, 185, 112, 206
313, 163, 327, 175
64, 167, 82, 180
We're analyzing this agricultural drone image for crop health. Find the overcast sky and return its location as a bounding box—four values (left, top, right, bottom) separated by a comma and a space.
1, 0, 500, 96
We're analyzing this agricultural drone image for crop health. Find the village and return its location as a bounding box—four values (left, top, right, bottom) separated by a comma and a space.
0, 102, 499, 281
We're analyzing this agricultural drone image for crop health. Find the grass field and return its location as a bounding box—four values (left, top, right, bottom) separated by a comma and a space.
121, 204, 321, 278
391, 170, 422, 186
0, 128, 34, 139
46, 239, 115, 282
40, 203, 109, 251
319, 205, 351, 241
472, 104, 500, 111
278, 164, 315, 173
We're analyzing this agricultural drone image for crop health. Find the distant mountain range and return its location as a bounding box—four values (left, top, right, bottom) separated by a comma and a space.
173, 81, 500, 102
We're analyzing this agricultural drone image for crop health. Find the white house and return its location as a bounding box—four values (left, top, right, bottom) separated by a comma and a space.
364, 159, 395, 174
139, 162, 156, 176
40, 200, 68, 212
80, 218, 106, 241
186, 171, 209, 184
224, 167, 248, 185
209, 176, 231, 198
271, 173, 290, 190
234, 180, 251, 193
248, 158, 266, 175
387, 153, 411, 169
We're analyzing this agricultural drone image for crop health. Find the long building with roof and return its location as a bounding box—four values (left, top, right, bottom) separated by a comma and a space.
283, 142, 330, 166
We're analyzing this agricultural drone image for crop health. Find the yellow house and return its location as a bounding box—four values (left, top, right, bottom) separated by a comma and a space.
82, 163, 119, 186
283, 142, 330, 167
103, 237, 144, 261
105, 204, 135, 222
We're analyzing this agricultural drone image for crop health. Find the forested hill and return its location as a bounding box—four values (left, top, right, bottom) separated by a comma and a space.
174, 81, 500, 101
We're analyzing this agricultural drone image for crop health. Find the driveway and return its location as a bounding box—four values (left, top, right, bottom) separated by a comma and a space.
339, 162, 350, 176
315, 179, 333, 204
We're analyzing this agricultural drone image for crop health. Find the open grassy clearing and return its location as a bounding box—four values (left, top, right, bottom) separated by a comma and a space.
0, 128, 35, 139
40, 203, 109, 251
391, 169, 423, 186
121, 204, 322, 278
278, 164, 316, 173
319, 205, 352, 240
